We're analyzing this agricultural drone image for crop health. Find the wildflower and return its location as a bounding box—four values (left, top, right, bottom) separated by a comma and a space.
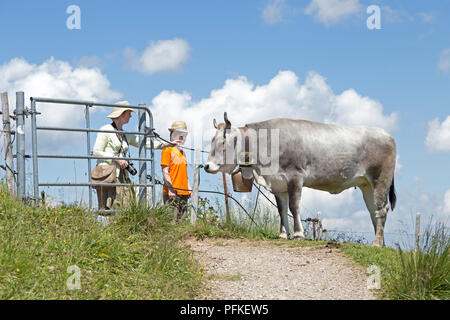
63, 239, 67, 243
98, 252, 109, 258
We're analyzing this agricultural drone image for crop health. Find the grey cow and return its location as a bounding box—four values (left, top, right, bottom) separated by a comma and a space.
204, 113, 397, 247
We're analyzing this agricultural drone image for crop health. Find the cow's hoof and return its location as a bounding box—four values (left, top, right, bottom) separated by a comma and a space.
372, 240, 385, 247
279, 232, 288, 240
294, 232, 305, 241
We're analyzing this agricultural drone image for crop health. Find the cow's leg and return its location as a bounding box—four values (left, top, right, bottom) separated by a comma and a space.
288, 175, 305, 240
360, 184, 377, 234
372, 173, 394, 247
372, 190, 390, 247
361, 174, 392, 247
361, 182, 388, 247
275, 192, 290, 239
372, 142, 396, 247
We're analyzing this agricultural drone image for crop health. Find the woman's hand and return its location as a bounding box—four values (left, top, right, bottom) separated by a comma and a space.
115, 159, 129, 169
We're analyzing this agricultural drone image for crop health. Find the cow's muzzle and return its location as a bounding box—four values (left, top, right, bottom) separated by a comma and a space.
204, 163, 219, 174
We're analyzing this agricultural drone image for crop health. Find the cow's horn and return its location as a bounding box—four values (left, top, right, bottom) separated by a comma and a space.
224, 112, 231, 129
213, 118, 218, 129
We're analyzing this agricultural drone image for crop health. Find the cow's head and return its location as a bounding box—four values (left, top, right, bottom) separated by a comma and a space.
204, 112, 241, 174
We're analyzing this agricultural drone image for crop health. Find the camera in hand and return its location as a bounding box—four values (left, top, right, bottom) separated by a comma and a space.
126, 162, 137, 176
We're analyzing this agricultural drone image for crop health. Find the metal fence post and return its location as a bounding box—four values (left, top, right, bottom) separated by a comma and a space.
138, 104, 147, 205
148, 109, 156, 206
85, 105, 92, 210
317, 211, 322, 240
30, 98, 39, 203
1, 92, 15, 197
222, 172, 230, 224
16, 92, 26, 200
190, 148, 201, 224
415, 212, 421, 252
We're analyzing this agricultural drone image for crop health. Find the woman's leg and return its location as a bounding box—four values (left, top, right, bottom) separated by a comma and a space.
97, 186, 115, 213
96, 187, 106, 210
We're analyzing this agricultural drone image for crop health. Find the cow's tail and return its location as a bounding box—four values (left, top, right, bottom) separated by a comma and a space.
389, 176, 396, 211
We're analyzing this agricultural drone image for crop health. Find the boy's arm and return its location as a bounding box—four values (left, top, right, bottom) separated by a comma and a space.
162, 166, 176, 198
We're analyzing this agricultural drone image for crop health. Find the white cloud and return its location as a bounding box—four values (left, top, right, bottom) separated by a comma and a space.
379, 7, 434, 25
425, 116, 450, 153
262, 0, 287, 24
323, 216, 371, 231
437, 48, 450, 73
422, 189, 450, 221
395, 155, 403, 174
0, 57, 121, 151
353, 210, 366, 218
382, 6, 413, 24
74, 55, 103, 69
331, 88, 398, 130
301, 187, 356, 215
125, 38, 190, 75
305, 0, 361, 26
150, 70, 398, 156
443, 190, 450, 214
417, 12, 434, 24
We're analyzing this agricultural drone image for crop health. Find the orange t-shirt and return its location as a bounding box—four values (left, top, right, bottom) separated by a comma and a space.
161, 146, 190, 196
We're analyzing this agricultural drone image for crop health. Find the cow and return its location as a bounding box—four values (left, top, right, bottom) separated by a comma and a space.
204, 113, 397, 247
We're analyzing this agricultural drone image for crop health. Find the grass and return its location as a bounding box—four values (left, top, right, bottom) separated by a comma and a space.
388, 223, 449, 300
186, 197, 281, 240
1, 184, 448, 300
0, 186, 202, 299
339, 223, 449, 300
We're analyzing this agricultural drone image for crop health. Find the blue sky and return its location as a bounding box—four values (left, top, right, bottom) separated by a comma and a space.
0, 0, 449, 246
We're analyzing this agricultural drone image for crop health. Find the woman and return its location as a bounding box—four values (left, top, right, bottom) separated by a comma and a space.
93, 101, 166, 211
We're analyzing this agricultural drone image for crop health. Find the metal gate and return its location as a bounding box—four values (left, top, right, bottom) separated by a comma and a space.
23, 96, 156, 213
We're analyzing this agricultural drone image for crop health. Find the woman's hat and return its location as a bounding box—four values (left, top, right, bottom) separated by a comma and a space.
107, 101, 135, 119
168, 121, 188, 133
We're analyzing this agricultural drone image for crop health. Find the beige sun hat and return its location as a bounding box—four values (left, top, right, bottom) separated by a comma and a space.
168, 121, 188, 133
107, 101, 135, 119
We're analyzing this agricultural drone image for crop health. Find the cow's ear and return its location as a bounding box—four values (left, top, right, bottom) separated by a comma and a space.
224, 112, 231, 130
213, 118, 218, 129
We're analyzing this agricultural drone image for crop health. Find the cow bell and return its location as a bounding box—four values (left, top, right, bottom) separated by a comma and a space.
231, 167, 254, 193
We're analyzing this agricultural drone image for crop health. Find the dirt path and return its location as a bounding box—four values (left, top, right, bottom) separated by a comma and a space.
187, 238, 376, 300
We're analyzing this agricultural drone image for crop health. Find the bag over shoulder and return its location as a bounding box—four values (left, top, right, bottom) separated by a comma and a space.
91, 165, 117, 188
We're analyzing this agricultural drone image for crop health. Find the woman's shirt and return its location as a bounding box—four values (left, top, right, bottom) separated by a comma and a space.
93, 124, 147, 177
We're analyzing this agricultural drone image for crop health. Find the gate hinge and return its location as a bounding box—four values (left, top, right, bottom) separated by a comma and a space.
13, 108, 41, 118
